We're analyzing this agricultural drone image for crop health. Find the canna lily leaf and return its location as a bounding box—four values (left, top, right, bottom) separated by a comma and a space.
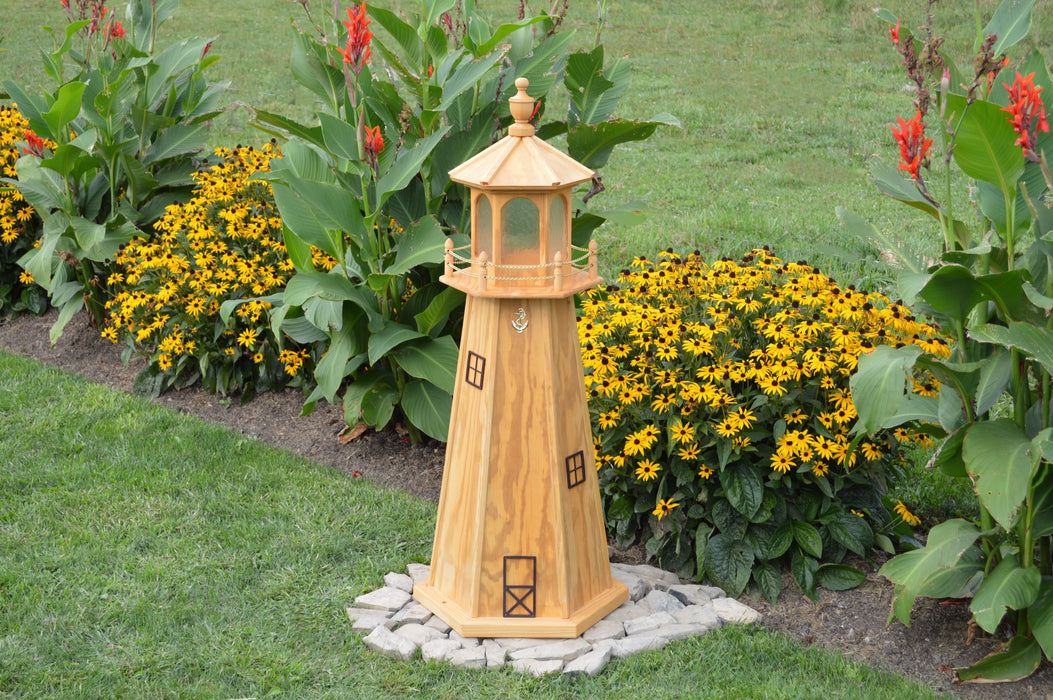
983, 0, 1037, 56
879, 518, 981, 626
957, 635, 1042, 683
963, 419, 1036, 531
970, 322, 1053, 376
969, 553, 1041, 634
943, 94, 1025, 196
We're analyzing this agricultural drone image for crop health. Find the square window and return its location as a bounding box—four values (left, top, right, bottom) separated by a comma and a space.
465, 351, 486, 389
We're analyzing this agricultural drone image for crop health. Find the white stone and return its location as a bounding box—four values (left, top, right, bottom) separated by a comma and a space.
495, 637, 551, 651
610, 567, 649, 601
667, 584, 714, 607
655, 623, 709, 642
613, 563, 680, 590
448, 630, 480, 648
563, 646, 612, 678
602, 601, 649, 623
582, 618, 625, 644
384, 572, 415, 593
711, 597, 762, 625
482, 639, 507, 669
391, 602, 432, 626
672, 604, 722, 629
394, 623, 445, 646
406, 563, 431, 585
623, 611, 677, 637
423, 615, 451, 634
508, 637, 591, 663
611, 634, 668, 658
355, 586, 412, 612
421, 638, 461, 663
347, 608, 395, 634
640, 589, 685, 614
363, 625, 417, 661
699, 585, 726, 599
449, 646, 487, 669
512, 658, 564, 676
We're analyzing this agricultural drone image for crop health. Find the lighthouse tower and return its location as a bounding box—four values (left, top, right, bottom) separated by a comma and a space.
412, 78, 628, 638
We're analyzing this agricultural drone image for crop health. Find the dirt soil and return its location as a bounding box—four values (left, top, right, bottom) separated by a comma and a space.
2, 308, 1051, 699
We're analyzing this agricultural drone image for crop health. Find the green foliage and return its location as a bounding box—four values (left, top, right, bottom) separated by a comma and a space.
101, 143, 323, 397
0, 105, 47, 317
256, 0, 675, 442
848, 0, 1053, 682
3, 0, 228, 343
582, 248, 946, 600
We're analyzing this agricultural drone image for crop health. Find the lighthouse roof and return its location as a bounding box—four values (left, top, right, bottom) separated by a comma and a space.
448, 78, 595, 191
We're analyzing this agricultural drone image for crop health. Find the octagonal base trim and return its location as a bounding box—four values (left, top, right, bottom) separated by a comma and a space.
413, 581, 629, 639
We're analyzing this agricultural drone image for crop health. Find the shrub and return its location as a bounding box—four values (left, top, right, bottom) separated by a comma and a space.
0, 106, 48, 316
6, 0, 229, 343
582, 248, 946, 601
103, 143, 319, 396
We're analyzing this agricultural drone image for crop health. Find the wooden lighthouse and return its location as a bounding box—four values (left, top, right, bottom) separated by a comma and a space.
412, 78, 628, 638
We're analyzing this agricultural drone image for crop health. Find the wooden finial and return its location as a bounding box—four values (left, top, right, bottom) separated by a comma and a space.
508, 77, 535, 137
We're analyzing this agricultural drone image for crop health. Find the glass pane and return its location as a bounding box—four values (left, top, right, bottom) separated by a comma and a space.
501, 197, 540, 262
548, 195, 565, 264
475, 193, 493, 259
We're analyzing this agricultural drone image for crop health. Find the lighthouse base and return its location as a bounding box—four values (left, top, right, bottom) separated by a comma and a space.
413, 580, 628, 638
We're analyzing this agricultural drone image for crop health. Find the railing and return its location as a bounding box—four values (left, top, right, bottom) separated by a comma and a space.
444, 239, 599, 293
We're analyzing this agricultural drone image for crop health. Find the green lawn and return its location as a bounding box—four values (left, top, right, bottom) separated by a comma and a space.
0, 351, 952, 698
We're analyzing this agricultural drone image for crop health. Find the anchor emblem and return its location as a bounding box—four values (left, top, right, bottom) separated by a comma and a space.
512, 307, 529, 334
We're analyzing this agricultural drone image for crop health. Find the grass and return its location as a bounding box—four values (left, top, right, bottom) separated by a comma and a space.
0, 350, 953, 698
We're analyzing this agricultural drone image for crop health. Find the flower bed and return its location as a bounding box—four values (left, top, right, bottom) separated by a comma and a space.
581, 248, 946, 600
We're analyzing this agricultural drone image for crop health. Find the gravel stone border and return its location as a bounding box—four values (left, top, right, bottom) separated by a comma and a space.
349, 562, 761, 677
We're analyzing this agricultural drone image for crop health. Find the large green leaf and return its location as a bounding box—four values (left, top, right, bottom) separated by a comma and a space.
385, 216, 446, 276
142, 122, 208, 164
983, 0, 1037, 56
1030, 578, 1053, 662
284, 271, 383, 331
975, 347, 1012, 417
435, 51, 505, 113
918, 264, 988, 328
816, 564, 866, 591
970, 554, 1041, 634
566, 117, 674, 170
753, 561, 781, 603
401, 379, 453, 442
42, 81, 86, 137
413, 286, 465, 336
957, 635, 1042, 683
944, 94, 1025, 195
290, 31, 342, 110
390, 335, 458, 394
791, 521, 822, 559
879, 518, 982, 626
564, 45, 615, 128
719, 461, 763, 519
368, 5, 426, 73
704, 533, 753, 597
462, 15, 548, 57
368, 321, 425, 365
963, 419, 1036, 530
375, 127, 450, 208
850, 344, 925, 434
970, 322, 1053, 376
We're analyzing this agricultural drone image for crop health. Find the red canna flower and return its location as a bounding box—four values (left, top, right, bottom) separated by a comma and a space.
337, 2, 373, 75
22, 130, 46, 157
363, 124, 384, 169
889, 19, 900, 46
891, 110, 932, 180
1001, 71, 1049, 160
60, 0, 69, 8
108, 20, 125, 40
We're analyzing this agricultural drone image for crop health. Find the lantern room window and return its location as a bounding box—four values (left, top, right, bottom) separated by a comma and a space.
501, 198, 540, 265
475, 193, 493, 260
